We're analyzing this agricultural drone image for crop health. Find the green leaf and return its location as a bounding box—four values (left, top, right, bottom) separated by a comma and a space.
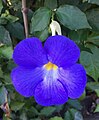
86, 8, 99, 31
68, 99, 82, 110
27, 106, 39, 117
34, 28, 49, 41
1, 11, 19, 23
0, 86, 7, 105
40, 107, 56, 117
74, 111, 83, 120
64, 108, 77, 120
0, 46, 13, 59
87, 32, 99, 46
0, 67, 3, 78
0, 26, 11, 45
55, 105, 64, 112
80, 47, 99, 81
64, 111, 71, 120
68, 29, 89, 44
0, 17, 8, 25
20, 112, 27, 120
56, 5, 91, 30
87, 82, 99, 96
30, 7, 51, 33
87, 82, 99, 90
88, 0, 99, 5
44, 0, 57, 9
6, 22, 25, 40
50, 116, 63, 120
10, 102, 25, 112
94, 104, 99, 112
64, 109, 83, 120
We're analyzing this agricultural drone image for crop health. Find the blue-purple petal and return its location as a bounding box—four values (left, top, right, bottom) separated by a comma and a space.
44, 35, 80, 68
11, 67, 44, 97
34, 69, 68, 106
58, 64, 87, 98
13, 37, 48, 68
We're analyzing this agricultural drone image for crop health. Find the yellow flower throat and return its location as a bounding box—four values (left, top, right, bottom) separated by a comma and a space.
44, 62, 58, 71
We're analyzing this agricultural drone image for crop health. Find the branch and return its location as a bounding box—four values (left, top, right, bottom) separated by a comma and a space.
22, 0, 29, 38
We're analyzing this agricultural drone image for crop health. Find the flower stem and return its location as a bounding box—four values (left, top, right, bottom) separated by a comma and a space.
22, 0, 29, 38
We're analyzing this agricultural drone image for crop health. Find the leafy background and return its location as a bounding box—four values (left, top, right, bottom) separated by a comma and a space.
0, 0, 99, 120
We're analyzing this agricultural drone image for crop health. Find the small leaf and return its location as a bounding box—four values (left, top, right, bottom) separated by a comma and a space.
55, 105, 64, 112
50, 116, 63, 120
87, 32, 99, 46
6, 22, 25, 40
40, 107, 56, 117
0, 86, 7, 105
68, 99, 82, 110
0, 46, 13, 59
94, 104, 99, 112
80, 47, 99, 81
68, 29, 89, 44
30, 7, 51, 33
74, 111, 83, 120
64, 108, 77, 120
64, 109, 83, 120
27, 106, 39, 117
56, 5, 91, 30
34, 28, 49, 42
64, 111, 71, 120
0, 26, 11, 45
20, 112, 27, 120
86, 8, 99, 31
87, 82, 99, 90
10, 102, 25, 112
0, 17, 8, 25
87, 82, 99, 96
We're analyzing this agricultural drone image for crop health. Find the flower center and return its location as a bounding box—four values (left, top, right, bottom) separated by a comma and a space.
44, 62, 58, 71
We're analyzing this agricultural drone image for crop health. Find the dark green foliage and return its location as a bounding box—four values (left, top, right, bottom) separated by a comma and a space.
56, 5, 91, 30
0, 0, 99, 119
30, 7, 51, 33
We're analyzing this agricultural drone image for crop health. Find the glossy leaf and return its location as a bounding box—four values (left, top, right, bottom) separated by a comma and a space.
74, 111, 83, 120
64, 109, 83, 120
86, 8, 99, 31
56, 5, 91, 30
87, 82, 99, 96
31, 7, 51, 33
0, 86, 7, 105
80, 47, 99, 81
6, 22, 25, 40
34, 28, 49, 42
0, 46, 13, 59
87, 32, 99, 46
10, 102, 25, 112
68, 99, 82, 110
68, 30, 89, 44
40, 107, 56, 117
0, 26, 11, 45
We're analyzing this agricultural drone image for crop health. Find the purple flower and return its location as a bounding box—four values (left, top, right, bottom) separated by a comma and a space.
11, 35, 86, 106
